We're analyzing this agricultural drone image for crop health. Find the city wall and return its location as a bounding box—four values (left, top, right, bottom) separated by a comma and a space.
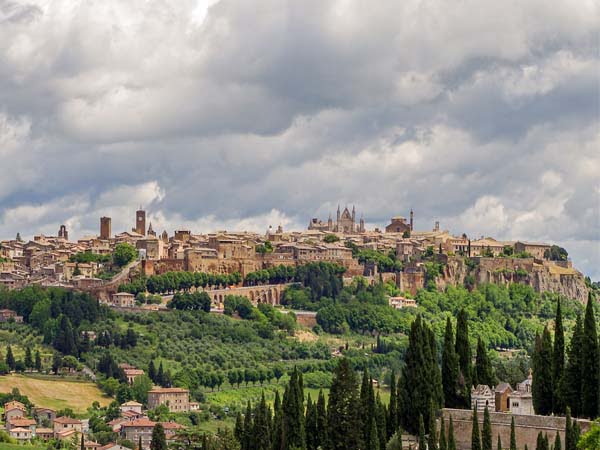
442, 409, 591, 450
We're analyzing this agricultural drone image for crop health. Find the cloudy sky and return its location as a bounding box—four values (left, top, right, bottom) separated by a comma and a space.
1, 0, 599, 278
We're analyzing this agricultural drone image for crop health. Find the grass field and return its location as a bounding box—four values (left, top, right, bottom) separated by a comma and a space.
0, 374, 111, 414
0, 444, 46, 450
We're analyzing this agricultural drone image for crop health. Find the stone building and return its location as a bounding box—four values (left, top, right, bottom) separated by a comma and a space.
133, 209, 146, 236
308, 205, 365, 233
100, 217, 112, 240
147, 387, 190, 412
471, 384, 495, 413
385, 210, 413, 234
508, 370, 534, 415
494, 383, 513, 413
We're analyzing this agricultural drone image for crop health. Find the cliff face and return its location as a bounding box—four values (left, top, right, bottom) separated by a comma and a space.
435, 257, 589, 302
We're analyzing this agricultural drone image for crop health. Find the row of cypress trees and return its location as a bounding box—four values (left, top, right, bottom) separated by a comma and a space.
532, 295, 599, 418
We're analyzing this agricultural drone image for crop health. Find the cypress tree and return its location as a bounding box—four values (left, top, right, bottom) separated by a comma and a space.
368, 416, 380, 450
148, 360, 156, 383
24, 347, 33, 369
234, 412, 244, 446
496, 435, 501, 450
439, 416, 447, 450
255, 393, 272, 450
475, 338, 495, 387
138, 436, 142, 450
564, 407, 573, 450
81, 433, 84, 450
360, 368, 374, 448
157, 362, 164, 386
553, 432, 561, 450
564, 316, 583, 417
442, 317, 460, 408
509, 416, 517, 450
150, 423, 167, 450
243, 401, 253, 450
448, 417, 457, 450
327, 358, 362, 450
375, 393, 387, 450
455, 309, 472, 408
428, 401, 437, 450
6, 346, 15, 371
34, 350, 41, 371
532, 327, 553, 415
482, 407, 492, 450
306, 394, 317, 450
282, 367, 305, 449
418, 414, 427, 450
272, 391, 283, 450
471, 409, 481, 450
53, 315, 77, 356
552, 298, 566, 414
571, 421, 580, 450
316, 389, 327, 450
387, 369, 398, 437
399, 316, 442, 434
581, 294, 599, 419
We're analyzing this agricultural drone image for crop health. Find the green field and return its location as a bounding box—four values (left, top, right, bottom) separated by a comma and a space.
0, 374, 111, 414
0, 444, 46, 450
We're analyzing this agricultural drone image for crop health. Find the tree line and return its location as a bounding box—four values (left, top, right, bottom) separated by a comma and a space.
119, 271, 243, 295
532, 295, 599, 419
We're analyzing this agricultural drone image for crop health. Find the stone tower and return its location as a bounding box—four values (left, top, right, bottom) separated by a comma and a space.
58, 225, 68, 240
100, 217, 111, 240
135, 209, 146, 236
147, 222, 156, 237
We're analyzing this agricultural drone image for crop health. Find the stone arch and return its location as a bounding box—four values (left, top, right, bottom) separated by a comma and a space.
249, 291, 255, 303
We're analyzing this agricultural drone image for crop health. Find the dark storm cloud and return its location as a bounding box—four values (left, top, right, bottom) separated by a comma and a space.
0, 0, 598, 278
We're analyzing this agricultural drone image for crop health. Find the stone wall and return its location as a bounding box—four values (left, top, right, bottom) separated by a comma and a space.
442, 409, 591, 450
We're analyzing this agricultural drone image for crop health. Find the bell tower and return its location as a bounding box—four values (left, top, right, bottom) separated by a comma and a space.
135, 208, 146, 236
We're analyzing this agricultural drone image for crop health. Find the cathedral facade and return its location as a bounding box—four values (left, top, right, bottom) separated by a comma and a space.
308, 205, 365, 233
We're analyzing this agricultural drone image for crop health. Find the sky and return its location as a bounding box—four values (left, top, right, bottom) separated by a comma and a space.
0, 0, 599, 279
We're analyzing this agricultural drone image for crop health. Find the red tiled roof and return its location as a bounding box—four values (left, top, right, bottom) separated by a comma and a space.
54, 416, 82, 424
161, 422, 185, 430
4, 401, 26, 411
121, 418, 156, 428
9, 418, 36, 426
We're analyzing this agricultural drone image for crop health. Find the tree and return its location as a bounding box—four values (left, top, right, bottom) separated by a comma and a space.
475, 338, 495, 387
114, 243, 138, 267
565, 316, 584, 417
53, 315, 77, 356
150, 423, 167, 450
327, 358, 362, 450
581, 295, 599, 419
386, 431, 403, 450
532, 327, 553, 415
497, 435, 502, 450
416, 414, 426, 450
448, 417, 457, 450
5, 346, 15, 371
316, 389, 327, 450
132, 374, 153, 404
471, 409, 481, 450
387, 369, 398, 437
323, 234, 340, 243
282, 367, 305, 450
455, 309, 472, 408
482, 407, 492, 450
148, 360, 157, 383
576, 420, 600, 450
509, 417, 517, 450
439, 417, 447, 450
254, 393, 272, 450
399, 316, 443, 434
554, 431, 562, 450
24, 347, 33, 370
442, 317, 460, 408
565, 408, 574, 450
34, 351, 41, 372
552, 298, 566, 414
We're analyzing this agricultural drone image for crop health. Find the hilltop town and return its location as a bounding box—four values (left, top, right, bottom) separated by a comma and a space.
0, 206, 590, 304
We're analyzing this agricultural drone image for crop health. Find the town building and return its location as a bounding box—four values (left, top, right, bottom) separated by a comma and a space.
147, 387, 190, 412
4, 401, 26, 420
471, 385, 496, 413
495, 383, 514, 413
508, 371, 534, 415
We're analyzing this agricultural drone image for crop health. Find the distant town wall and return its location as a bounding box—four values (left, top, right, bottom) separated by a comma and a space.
442, 409, 591, 450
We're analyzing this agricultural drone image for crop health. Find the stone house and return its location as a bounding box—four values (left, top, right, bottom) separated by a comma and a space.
4, 401, 26, 421
53, 416, 83, 434
494, 383, 513, 412
147, 387, 190, 412
471, 385, 495, 413
120, 418, 156, 449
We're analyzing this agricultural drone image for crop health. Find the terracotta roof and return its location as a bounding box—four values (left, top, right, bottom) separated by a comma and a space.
9, 418, 36, 426
121, 400, 142, 406
4, 401, 26, 411
85, 441, 102, 447
54, 416, 82, 424
9, 427, 32, 434
36, 428, 54, 434
161, 421, 185, 430
121, 418, 156, 428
